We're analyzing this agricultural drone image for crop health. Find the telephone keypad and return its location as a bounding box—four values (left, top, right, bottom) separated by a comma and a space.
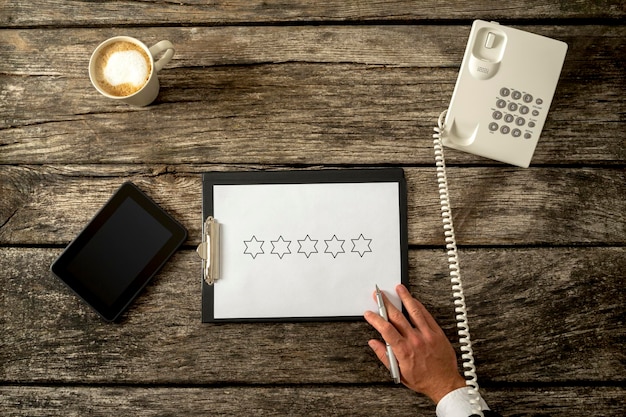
491, 87, 544, 140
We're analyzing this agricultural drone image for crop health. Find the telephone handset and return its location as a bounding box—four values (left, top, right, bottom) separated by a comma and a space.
441, 20, 568, 167
432, 21, 568, 416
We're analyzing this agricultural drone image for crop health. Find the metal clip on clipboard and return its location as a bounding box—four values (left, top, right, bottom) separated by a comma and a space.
196, 216, 220, 285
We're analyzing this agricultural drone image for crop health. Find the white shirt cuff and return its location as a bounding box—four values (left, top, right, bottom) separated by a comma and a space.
435, 386, 490, 417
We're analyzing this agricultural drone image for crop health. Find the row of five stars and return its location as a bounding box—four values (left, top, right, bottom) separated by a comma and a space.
244, 234, 373, 259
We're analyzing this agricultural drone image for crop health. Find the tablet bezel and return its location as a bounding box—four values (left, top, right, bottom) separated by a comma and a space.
50, 182, 187, 322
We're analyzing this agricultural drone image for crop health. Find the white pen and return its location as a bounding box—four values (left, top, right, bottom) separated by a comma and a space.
375, 285, 401, 384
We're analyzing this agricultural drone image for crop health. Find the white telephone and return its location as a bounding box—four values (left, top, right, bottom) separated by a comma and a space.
431, 21, 568, 416
440, 20, 568, 167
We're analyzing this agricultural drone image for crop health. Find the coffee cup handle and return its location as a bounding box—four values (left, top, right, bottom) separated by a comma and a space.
149, 40, 175, 73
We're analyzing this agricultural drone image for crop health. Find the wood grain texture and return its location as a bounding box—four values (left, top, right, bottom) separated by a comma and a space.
2, 2, 625, 415
0, 166, 624, 246
0, 26, 624, 166
1, 247, 623, 384
2, 1, 625, 27
0, 385, 624, 417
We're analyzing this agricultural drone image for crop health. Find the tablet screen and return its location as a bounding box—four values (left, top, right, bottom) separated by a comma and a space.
51, 182, 187, 321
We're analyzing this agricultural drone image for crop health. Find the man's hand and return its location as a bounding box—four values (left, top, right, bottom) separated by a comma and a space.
364, 284, 466, 404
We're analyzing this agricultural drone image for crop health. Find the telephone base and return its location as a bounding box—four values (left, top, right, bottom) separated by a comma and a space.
442, 20, 567, 168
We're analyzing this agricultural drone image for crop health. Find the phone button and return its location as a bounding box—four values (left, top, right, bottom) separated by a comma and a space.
500, 125, 510, 134
500, 87, 510, 97
489, 122, 499, 131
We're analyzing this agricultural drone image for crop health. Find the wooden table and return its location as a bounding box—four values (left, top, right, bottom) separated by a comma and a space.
1, 2, 624, 415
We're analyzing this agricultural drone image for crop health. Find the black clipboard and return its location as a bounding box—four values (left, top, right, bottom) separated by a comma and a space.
200, 168, 408, 323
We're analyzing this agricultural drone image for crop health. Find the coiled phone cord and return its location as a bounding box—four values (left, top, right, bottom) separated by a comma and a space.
433, 110, 483, 417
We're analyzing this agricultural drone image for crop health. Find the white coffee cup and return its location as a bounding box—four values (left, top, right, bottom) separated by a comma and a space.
89, 36, 175, 106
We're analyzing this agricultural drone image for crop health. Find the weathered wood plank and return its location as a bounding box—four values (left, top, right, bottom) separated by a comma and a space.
1, 0, 624, 27
0, 385, 624, 417
0, 166, 624, 246
6, 25, 620, 75
0, 26, 623, 165
1, 247, 623, 384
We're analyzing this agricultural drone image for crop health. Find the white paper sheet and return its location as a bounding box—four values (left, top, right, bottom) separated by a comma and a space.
213, 182, 402, 319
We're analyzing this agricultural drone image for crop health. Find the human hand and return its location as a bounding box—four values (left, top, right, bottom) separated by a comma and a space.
364, 284, 466, 404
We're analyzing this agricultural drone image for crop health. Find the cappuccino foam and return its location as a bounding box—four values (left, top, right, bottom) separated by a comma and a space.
94, 41, 151, 97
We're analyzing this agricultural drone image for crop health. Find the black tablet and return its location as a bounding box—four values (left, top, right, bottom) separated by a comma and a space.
50, 182, 187, 322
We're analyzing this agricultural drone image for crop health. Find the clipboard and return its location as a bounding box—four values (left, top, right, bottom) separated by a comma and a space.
199, 169, 408, 323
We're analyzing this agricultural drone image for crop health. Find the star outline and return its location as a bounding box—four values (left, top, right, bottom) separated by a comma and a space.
351, 233, 373, 257
271, 235, 292, 259
297, 234, 319, 258
243, 235, 265, 259
324, 234, 345, 258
